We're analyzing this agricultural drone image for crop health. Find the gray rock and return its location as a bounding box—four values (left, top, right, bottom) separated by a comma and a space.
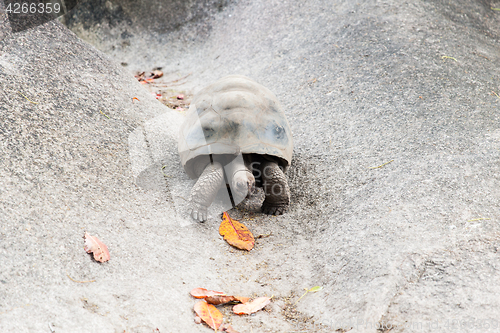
1, 0, 500, 332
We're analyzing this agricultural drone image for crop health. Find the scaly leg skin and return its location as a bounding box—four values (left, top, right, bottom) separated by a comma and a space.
261, 161, 290, 215
188, 161, 224, 222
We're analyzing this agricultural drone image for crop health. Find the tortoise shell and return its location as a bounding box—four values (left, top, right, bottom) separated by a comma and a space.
178, 75, 293, 179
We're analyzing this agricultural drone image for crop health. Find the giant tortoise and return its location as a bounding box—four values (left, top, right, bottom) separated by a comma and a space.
178, 75, 293, 222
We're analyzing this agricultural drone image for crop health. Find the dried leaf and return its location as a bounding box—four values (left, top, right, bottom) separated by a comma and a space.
234, 296, 250, 304
134, 71, 145, 80
190, 288, 225, 299
220, 323, 241, 333
219, 212, 255, 251
194, 315, 202, 324
83, 232, 110, 262
233, 296, 271, 315
177, 94, 185, 100
152, 70, 163, 79
294, 285, 324, 305
193, 300, 223, 330
205, 295, 249, 305
308, 286, 323, 292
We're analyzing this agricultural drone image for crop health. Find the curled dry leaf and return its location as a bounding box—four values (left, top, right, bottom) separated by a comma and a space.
83, 232, 110, 263
152, 70, 163, 79
220, 323, 241, 333
190, 288, 225, 299
193, 300, 223, 331
134, 70, 163, 82
219, 212, 255, 251
205, 295, 250, 305
233, 297, 271, 315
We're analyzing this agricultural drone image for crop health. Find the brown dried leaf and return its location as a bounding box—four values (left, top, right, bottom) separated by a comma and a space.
83, 232, 110, 263
205, 295, 249, 305
193, 300, 223, 330
219, 212, 255, 251
152, 70, 163, 79
190, 288, 225, 299
233, 297, 271, 315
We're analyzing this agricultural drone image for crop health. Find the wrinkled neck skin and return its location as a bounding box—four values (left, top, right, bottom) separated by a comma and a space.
225, 155, 255, 200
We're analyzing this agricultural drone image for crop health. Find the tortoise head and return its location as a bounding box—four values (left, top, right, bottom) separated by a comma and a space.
224, 155, 255, 204
232, 169, 256, 200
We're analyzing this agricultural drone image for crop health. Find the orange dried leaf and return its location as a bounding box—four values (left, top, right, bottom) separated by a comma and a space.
132, 97, 140, 102
219, 212, 255, 251
193, 300, 223, 330
233, 297, 271, 315
205, 295, 249, 305
83, 232, 110, 263
190, 288, 225, 299
234, 296, 250, 303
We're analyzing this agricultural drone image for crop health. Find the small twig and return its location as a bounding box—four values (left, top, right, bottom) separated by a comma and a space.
441, 56, 457, 62
17, 91, 39, 104
48, 323, 55, 333
467, 218, 491, 222
163, 72, 192, 85
492, 91, 500, 99
66, 273, 96, 283
369, 159, 394, 169
294, 290, 308, 305
491, 7, 500, 11
475, 53, 489, 60
256, 233, 272, 239
148, 81, 189, 88
99, 110, 110, 119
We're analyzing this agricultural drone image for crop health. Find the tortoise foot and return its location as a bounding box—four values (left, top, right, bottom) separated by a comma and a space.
187, 201, 208, 222
262, 201, 288, 215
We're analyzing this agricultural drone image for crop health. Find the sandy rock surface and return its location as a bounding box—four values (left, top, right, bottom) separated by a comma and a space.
1, 0, 500, 332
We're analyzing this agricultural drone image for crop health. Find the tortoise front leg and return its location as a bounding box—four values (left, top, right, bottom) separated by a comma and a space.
261, 161, 290, 215
188, 161, 225, 222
